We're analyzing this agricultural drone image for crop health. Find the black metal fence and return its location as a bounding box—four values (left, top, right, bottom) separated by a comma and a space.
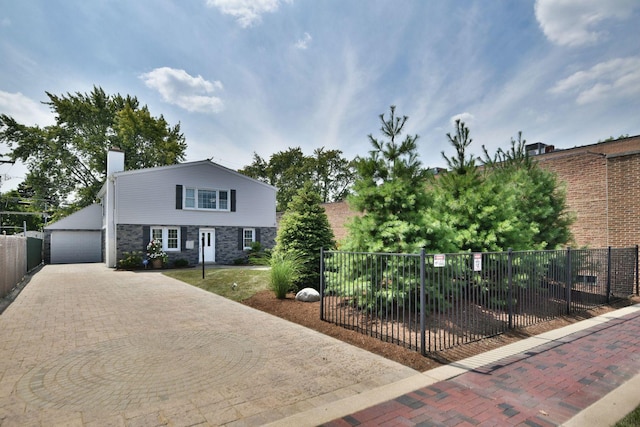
320, 246, 638, 354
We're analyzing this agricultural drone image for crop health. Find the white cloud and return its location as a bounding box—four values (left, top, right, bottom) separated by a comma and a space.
534, 0, 637, 47
0, 91, 55, 126
551, 57, 640, 104
206, 0, 287, 28
294, 32, 312, 50
140, 67, 224, 114
450, 112, 475, 127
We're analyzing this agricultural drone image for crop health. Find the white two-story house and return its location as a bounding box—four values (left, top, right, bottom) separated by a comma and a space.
44, 149, 277, 267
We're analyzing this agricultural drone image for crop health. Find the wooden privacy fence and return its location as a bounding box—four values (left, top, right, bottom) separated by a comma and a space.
320, 246, 639, 354
0, 235, 27, 299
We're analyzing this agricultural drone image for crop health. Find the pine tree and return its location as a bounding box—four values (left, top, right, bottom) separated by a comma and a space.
274, 182, 336, 290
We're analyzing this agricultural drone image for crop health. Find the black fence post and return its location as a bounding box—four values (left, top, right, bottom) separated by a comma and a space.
636, 245, 640, 296
201, 235, 205, 279
319, 247, 325, 321
508, 248, 513, 329
565, 247, 572, 314
606, 246, 612, 304
420, 247, 427, 356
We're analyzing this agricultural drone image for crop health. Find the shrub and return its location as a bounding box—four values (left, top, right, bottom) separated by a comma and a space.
269, 252, 303, 299
274, 182, 335, 290
173, 258, 189, 268
118, 251, 143, 269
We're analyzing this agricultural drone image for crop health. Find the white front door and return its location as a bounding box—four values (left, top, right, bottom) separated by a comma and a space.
199, 228, 216, 263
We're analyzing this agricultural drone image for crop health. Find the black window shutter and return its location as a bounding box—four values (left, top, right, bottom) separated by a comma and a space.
255, 228, 261, 243
238, 228, 244, 250
142, 226, 150, 252
181, 227, 187, 251
231, 189, 236, 212
176, 185, 183, 209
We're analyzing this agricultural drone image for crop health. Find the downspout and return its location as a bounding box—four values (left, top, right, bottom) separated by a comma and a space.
605, 154, 609, 247
112, 175, 117, 267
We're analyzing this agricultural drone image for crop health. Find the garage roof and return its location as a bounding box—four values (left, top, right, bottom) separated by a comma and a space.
44, 203, 102, 230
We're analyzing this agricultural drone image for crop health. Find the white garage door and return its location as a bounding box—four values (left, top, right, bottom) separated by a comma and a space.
51, 231, 102, 264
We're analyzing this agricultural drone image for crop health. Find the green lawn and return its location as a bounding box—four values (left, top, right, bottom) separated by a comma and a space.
163, 267, 270, 302
615, 405, 640, 427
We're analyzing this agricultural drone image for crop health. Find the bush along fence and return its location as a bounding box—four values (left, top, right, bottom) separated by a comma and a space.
320, 246, 639, 355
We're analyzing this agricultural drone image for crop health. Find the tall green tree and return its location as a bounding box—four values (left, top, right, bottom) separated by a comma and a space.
239, 146, 354, 211
274, 181, 336, 290
344, 106, 451, 254
0, 183, 47, 233
481, 133, 574, 249
312, 147, 355, 204
0, 86, 187, 215
428, 125, 573, 252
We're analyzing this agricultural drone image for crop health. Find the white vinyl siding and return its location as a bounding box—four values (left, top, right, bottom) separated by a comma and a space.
113, 162, 277, 227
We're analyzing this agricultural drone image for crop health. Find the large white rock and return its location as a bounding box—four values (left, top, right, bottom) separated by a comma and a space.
295, 287, 320, 302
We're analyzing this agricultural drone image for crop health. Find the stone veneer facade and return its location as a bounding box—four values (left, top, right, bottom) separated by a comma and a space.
116, 224, 276, 266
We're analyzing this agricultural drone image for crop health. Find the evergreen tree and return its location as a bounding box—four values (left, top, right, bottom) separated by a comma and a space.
344, 106, 451, 254
274, 182, 336, 290
428, 126, 573, 252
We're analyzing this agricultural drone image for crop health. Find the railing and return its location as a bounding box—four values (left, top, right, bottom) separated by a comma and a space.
0, 235, 27, 299
320, 246, 638, 354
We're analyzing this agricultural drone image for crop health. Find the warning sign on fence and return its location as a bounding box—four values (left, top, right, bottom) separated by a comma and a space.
434, 254, 446, 267
473, 253, 482, 272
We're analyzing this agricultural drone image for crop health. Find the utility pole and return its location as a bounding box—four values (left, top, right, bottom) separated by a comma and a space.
0, 158, 15, 189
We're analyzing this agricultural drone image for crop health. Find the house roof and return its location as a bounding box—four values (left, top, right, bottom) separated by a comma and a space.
44, 203, 102, 230
97, 159, 277, 197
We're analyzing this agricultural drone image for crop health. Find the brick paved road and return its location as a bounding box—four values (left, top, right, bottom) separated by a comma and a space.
320, 308, 640, 427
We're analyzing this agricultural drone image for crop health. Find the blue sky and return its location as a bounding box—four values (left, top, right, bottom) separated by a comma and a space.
1, 0, 639, 191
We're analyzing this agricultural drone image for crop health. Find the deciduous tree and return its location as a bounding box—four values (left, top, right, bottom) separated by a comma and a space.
0, 86, 187, 216
239, 146, 354, 211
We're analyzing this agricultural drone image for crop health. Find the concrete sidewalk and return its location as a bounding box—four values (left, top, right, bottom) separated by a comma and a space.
1, 264, 639, 426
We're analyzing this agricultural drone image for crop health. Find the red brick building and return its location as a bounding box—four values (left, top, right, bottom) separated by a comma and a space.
322, 135, 640, 249
534, 135, 640, 248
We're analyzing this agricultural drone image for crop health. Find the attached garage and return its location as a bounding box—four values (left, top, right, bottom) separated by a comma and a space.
44, 204, 103, 264
50, 230, 102, 264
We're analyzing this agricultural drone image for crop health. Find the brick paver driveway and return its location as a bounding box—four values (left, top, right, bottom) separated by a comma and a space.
0, 264, 417, 426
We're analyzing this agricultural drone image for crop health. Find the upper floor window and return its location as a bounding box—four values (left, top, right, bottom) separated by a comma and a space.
184, 187, 230, 211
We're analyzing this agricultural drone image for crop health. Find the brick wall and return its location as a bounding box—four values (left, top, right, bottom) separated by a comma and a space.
536, 135, 640, 249
607, 152, 640, 248
321, 201, 361, 244
536, 151, 608, 248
